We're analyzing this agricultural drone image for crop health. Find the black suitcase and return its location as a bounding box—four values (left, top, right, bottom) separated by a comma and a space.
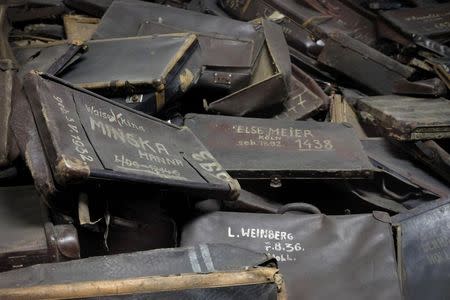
0, 244, 286, 299
393, 198, 450, 300
24, 72, 240, 201
181, 208, 402, 299
0, 185, 80, 272
184, 113, 374, 181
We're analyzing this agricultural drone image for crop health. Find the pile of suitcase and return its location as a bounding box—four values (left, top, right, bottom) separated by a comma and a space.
0, 0, 449, 299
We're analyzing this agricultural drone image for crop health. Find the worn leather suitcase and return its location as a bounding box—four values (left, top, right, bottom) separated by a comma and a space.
0, 185, 80, 272
0, 244, 286, 299
94, 1, 291, 116
220, 0, 378, 47
204, 18, 291, 116
184, 113, 374, 181
357, 95, 450, 141
181, 209, 402, 299
24, 72, 240, 201
393, 198, 450, 300
136, 20, 258, 95
220, 0, 325, 57
60, 34, 201, 113
317, 32, 415, 94
381, 4, 450, 42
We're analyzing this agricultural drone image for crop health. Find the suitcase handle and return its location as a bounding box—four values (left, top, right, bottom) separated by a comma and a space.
277, 203, 321, 215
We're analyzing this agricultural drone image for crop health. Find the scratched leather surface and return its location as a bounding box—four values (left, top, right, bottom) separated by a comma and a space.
181, 211, 402, 300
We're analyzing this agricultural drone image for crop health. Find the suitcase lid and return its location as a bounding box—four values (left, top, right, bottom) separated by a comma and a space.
24, 73, 240, 201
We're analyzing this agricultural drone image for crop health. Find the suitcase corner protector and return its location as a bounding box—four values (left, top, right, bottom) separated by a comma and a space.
54, 155, 90, 185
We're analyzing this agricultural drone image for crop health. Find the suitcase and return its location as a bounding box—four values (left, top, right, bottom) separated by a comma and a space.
24, 72, 240, 201
184, 113, 374, 181
392, 198, 450, 300
204, 18, 291, 116
93, 1, 291, 116
362, 138, 450, 200
392, 78, 447, 97
0, 244, 286, 299
60, 34, 201, 113
357, 95, 450, 141
0, 185, 80, 272
181, 209, 402, 299
381, 4, 450, 41
318, 32, 415, 94
220, 0, 325, 57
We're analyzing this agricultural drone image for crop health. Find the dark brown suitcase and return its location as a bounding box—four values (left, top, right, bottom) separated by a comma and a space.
60, 34, 201, 113
357, 95, 450, 141
93, 1, 291, 116
381, 4, 450, 41
318, 32, 415, 94
0, 185, 79, 272
24, 72, 240, 201
205, 18, 291, 116
184, 113, 374, 180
